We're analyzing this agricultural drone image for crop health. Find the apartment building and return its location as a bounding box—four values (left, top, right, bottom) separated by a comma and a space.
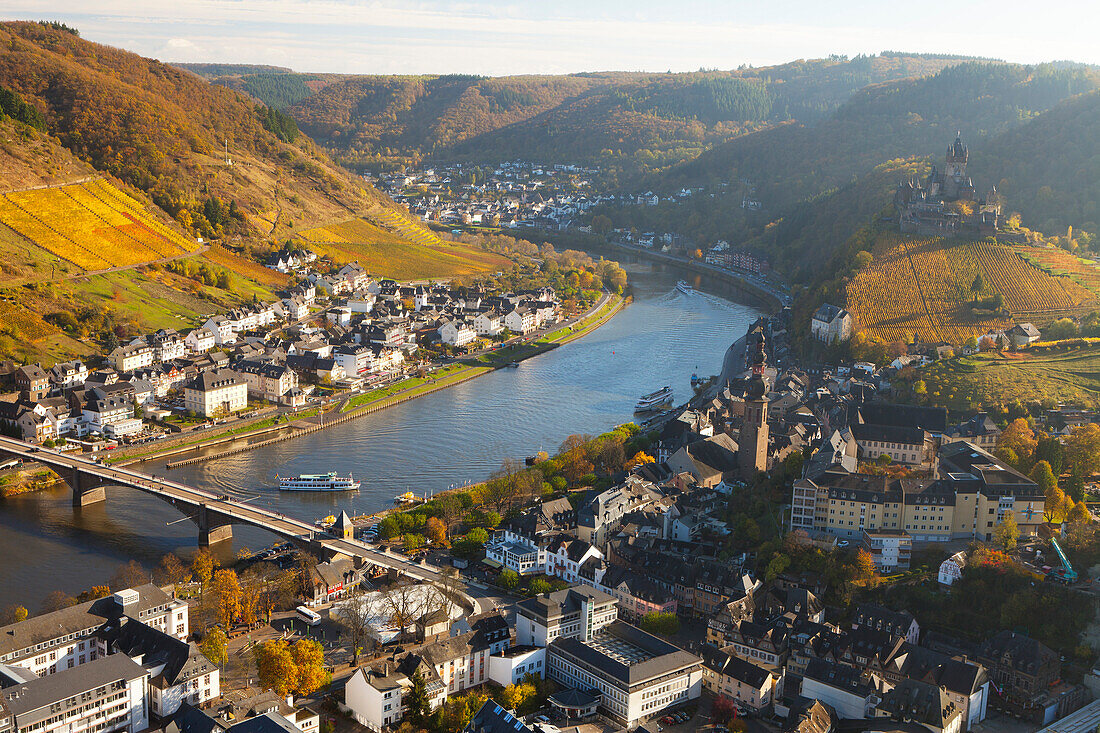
183, 369, 248, 417
0, 654, 149, 733
0, 587, 188, 676
790, 442, 1043, 543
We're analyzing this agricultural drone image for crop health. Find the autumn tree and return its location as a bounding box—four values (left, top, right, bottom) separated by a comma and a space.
110, 560, 148, 591
499, 569, 519, 590
1044, 486, 1070, 523
210, 569, 242, 629
255, 639, 297, 696
855, 548, 876, 579
0, 605, 29, 625
157, 553, 190, 586
1065, 424, 1100, 479
1067, 502, 1092, 524
290, 638, 329, 695
426, 516, 447, 546
624, 451, 656, 471
993, 512, 1020, 551
200, 627, 228, 669
39, 591, 76, 614
1030, 461, 1058, 496
996, 419, 1037, 471
254, 638, 329, 696
191, 549, 218, 589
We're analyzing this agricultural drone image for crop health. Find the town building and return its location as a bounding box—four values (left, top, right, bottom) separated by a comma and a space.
810, 305, 852, 344
183, 369, 248, 417
515, 587, 618, 647
790, 442, 1044, 543
546, 620, 702, 727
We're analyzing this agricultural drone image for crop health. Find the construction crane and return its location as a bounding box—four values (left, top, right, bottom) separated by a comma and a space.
1048, 536, 1078, 584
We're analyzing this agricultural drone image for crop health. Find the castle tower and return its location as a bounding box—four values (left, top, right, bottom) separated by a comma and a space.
739, 337, 770, 480
946, 131, 968, 178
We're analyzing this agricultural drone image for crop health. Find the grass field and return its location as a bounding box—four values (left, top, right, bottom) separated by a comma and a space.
0, 180, 198, 273
846, 233, 1095, 344
917, 346, 1100, 412
296, 216, 509, 279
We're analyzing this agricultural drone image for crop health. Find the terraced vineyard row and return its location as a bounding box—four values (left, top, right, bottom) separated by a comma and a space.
0, 180, 198, 271
1012, 244, 1100, 299
846, 234, 1096, 345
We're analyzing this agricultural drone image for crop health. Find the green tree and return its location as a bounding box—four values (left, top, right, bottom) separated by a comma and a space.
528, 578, 551, 595
200, 628, 228, 668
639, 612, 680, 636
499, 569, 519, 590
993, 513, 1020, 551
764, 554, 791, 582
406, 669, 430, 725
1030, 461, 1058, 496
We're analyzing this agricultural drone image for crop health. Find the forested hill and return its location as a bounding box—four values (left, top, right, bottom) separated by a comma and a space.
976, 89, 1100, 234
656, 62, 1100, 215
253, 53, 977, 172
173, 62, 294, 78
0, 22, 402, 241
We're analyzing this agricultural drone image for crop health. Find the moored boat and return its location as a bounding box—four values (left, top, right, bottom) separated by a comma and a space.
635, 385, 673, 412
278, 471, 360, 492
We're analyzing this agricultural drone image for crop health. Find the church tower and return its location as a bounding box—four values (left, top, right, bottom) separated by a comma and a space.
739, 336, 770, 480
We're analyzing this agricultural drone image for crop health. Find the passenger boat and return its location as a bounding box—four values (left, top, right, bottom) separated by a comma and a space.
676, 280, 695, 295
635, 386, 673, 412
278, 471, 360, 492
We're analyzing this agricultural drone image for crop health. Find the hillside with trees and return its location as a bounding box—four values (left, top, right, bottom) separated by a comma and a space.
976, 89, 1100, 236
276, 53, 976, 174
0, 21, 418, 243
657, 62, 1100, 211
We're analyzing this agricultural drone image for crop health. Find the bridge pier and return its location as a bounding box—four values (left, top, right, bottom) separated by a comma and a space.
69, 469, 107, 507
199, 524, 233, 546
196, 504, 234, 547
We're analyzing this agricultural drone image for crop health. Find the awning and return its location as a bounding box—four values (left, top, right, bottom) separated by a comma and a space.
482, 558, 502, 569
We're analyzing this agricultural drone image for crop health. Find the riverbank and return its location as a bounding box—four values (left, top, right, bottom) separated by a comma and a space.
131, 293, 625, 469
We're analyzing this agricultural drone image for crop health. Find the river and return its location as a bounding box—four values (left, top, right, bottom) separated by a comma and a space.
0, 266, 760, 611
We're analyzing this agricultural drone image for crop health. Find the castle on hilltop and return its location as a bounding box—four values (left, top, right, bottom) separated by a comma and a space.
893, 132, 1001, 236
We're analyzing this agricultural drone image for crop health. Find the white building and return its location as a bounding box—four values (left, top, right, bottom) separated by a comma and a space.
183, 368, 248, 417
473, 311, 503, 336
547, 621, 702, 727
184, 328, 217, 354
201, 316, 236, 346
811, 304, 853, 343
439, 320, 476, 347
515, 587, 618, 648
938, 551, 968, 586
111, 343, 155, 372
504, 307, 536, 335
488, 645, 546, 687
0, 654, 149, 733
344, 666, 411, 732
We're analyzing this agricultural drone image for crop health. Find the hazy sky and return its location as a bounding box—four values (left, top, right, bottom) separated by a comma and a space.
1, 0, 1097, 75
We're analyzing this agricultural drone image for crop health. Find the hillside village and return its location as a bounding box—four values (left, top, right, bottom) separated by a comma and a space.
0, 269, 565, 445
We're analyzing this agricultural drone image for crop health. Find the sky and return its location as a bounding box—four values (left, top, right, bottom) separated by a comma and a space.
1, 0, 1098, 76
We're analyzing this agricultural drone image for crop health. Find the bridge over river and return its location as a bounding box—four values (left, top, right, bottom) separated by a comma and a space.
0, 436, 448, 586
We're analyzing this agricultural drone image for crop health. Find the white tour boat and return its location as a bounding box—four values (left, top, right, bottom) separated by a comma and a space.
278, 471, 361, 492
